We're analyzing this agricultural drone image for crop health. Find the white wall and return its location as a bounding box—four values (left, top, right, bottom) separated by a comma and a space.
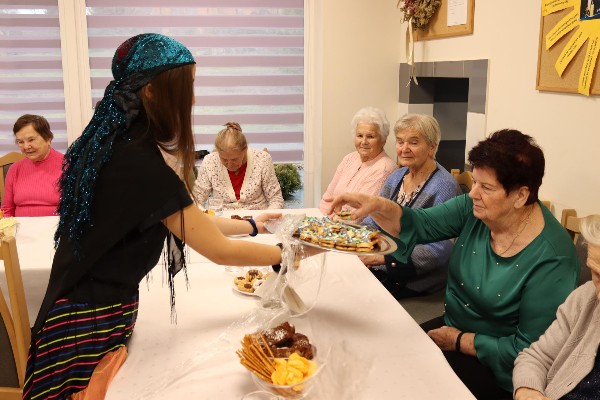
319, 0, 404, 196
318, 1, 599, 217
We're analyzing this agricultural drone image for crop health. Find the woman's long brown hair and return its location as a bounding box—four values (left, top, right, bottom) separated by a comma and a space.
141, 64, 196, 197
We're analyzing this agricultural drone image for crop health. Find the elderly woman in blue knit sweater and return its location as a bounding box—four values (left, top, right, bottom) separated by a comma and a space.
362, 114, 461, 299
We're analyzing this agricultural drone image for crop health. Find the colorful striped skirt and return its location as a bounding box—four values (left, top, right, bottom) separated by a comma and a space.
23, 296, 139, 400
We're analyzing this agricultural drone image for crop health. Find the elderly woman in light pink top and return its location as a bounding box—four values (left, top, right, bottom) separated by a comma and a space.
319, 106, 397, 220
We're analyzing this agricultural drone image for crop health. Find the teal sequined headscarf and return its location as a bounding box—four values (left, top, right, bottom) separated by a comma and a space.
55, 33, 195, 250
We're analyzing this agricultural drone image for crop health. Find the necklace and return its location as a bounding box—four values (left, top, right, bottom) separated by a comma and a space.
396, 164, 437, 206
494, 205, 534, 256
397, 183, 424, 206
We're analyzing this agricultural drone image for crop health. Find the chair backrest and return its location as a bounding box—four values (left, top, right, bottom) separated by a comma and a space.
0, 152, 25, 203
0, 235, 30, 399
565, 215, 581, 244
540, 200, 552, 210
454, 171, 473, 194
560, 209, 590, 286
561, 208, 578, 240
194, 149, 209, 160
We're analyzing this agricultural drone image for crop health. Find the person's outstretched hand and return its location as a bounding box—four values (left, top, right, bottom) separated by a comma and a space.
254, 212, 282, 233
326, 192, 402, 237
514, 388, 550, 400
325, 192, 376, 221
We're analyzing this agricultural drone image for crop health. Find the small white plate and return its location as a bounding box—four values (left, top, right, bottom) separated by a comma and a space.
232, 275, 266, 297
232, 284, 260, 297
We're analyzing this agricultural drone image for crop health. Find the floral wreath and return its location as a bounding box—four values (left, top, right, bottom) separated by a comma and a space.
397, 0, 441, 85
397, 0, 441, 30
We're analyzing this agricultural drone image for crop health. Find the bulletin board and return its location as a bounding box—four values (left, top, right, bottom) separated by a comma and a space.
537, 0, 600, 95
414, 0, 475, 41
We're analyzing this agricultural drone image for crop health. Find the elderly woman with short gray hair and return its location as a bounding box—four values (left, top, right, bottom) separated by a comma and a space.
361, 114, 461, 298
319, 106, 397, 219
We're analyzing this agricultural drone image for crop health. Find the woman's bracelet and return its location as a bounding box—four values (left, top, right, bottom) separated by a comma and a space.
272, 242, 283, 273
247, 218, 258, 237
455, 331, 465, 353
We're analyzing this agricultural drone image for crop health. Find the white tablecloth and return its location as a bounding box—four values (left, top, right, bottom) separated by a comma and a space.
1, 216, 58, 322
3, 211, 474, 399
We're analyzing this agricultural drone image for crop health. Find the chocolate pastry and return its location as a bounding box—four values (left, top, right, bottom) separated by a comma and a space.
264, 321, 295, 346
239, 282, 254, 293
254, 322, 315, 360
290, 333, 314, 359
246, 269, 262, 281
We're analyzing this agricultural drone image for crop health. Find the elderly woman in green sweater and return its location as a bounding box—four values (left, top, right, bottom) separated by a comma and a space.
513, 214, 600, 400
328, 129, 579, 399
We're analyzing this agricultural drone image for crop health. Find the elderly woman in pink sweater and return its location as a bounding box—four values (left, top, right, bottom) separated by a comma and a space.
319, 106, 397, 221
1, 114, 64, 217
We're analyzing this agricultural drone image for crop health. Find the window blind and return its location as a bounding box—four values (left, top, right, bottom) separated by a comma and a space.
0, 0, 68, 155
85, 0, 304, 163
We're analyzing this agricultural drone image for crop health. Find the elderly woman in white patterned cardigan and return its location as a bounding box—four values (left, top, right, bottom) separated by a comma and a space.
193, 122, 284, 210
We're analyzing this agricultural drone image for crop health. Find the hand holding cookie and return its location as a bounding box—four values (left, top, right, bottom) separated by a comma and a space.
335, 210, 353, 221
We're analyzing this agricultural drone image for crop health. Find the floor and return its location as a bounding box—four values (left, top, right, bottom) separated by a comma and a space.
283, 167, 304, 209
284, 190, 304, 209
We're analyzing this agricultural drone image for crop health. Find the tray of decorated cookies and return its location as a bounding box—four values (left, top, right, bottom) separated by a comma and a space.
292, 216, 397, 256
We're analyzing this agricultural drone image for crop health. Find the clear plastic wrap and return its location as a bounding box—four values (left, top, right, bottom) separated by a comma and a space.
130, 214, 372, 399
259, 214, 326, 316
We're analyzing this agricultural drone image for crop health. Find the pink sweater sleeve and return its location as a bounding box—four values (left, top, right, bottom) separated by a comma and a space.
319, 152, 396, 219
357, 157, 397, 197
1, 164, 17, 217
319, 154, 351, 215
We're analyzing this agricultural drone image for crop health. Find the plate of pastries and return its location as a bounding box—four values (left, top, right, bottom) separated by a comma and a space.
237, 322, 321, 398
292, 215, 397, 255
232, 269, 270, 296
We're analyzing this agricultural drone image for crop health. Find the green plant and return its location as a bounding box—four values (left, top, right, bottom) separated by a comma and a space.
274, 163, 302, 200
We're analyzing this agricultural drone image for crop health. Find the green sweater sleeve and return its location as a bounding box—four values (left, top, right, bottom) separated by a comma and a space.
391, 194, 471, 263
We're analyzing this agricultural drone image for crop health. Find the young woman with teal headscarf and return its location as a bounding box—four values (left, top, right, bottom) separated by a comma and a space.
23, 34, 286, 400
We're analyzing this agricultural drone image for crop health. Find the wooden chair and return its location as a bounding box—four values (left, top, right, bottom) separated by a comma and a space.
540, 200, 552, 210
561, 208, 578, 240
565, 215, 582, 244
561, 209, 590, 286
0, 236, 30, 399
0, 152, 25, 202
454, 171, 473, 194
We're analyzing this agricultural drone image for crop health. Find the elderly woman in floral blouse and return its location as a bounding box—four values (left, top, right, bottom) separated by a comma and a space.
193, 122, 284, 210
